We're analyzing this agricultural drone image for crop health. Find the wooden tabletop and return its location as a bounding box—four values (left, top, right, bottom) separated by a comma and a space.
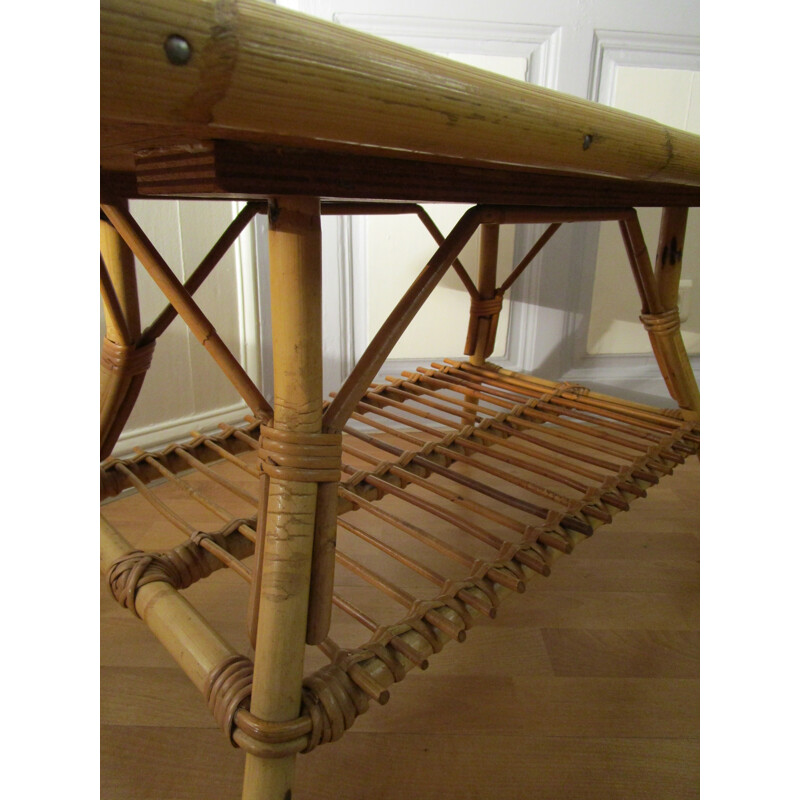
101, 0, 700, 206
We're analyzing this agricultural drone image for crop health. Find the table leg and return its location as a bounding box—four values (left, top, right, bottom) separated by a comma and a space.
242, 196, 324, 800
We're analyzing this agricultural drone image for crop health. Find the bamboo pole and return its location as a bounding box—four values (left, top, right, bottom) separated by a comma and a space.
193, 434, 261, 478
100, 255, 131, 344
243, 197, 323, 800
618, 209, 700, 412
101, 202, 272, 419
647, 206, 700, 412
100, 208, 144, 459
655, 207, 689, 309
309, 480, 339, 644
413, 207, 479, 299
100, 212, 140, 342
469, 223, 500, 365
220, 422, 261, 450
101, 516, 238, 692
619, 211, 663, 314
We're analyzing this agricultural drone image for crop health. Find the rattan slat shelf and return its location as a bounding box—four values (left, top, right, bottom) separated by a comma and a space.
100, 2, 699, 798
102, 359, 698, 751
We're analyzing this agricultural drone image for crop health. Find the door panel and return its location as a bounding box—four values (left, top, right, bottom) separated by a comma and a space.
277, 0, 700, 403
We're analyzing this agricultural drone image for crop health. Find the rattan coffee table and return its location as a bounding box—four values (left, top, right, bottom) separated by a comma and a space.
100, 3, 699, 798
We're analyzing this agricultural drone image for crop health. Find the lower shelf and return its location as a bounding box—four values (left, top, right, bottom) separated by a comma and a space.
100, 360, 699, 756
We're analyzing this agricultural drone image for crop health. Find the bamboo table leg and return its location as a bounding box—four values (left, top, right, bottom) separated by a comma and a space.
463, 223, 500, 422
243, 197, 324, 800
100, 204, 144, 459
621, 208, 699, 413
469, 222, 500, 367
651, 206, 699, 412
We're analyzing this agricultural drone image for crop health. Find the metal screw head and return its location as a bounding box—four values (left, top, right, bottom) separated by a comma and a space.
164, 34, 192, 66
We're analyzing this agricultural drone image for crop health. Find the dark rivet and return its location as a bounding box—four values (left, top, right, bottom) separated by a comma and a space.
583, 134, 593, 151
164, 34, 192, 66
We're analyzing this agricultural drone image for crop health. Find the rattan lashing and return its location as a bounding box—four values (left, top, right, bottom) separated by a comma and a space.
258, 428, 343, 484
204, 645, 405, 758
464, 291, 505, 357
100, 338, 156, 377
108, 517, 257, 616
640, 308, 683, 337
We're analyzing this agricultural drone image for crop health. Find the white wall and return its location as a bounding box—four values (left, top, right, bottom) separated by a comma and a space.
366, 205, 515, 360
102, 200, 261, 456
282, 0, 700, 406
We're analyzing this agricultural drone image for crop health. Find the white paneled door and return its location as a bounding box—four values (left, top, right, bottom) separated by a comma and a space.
274, 0, 699, 405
